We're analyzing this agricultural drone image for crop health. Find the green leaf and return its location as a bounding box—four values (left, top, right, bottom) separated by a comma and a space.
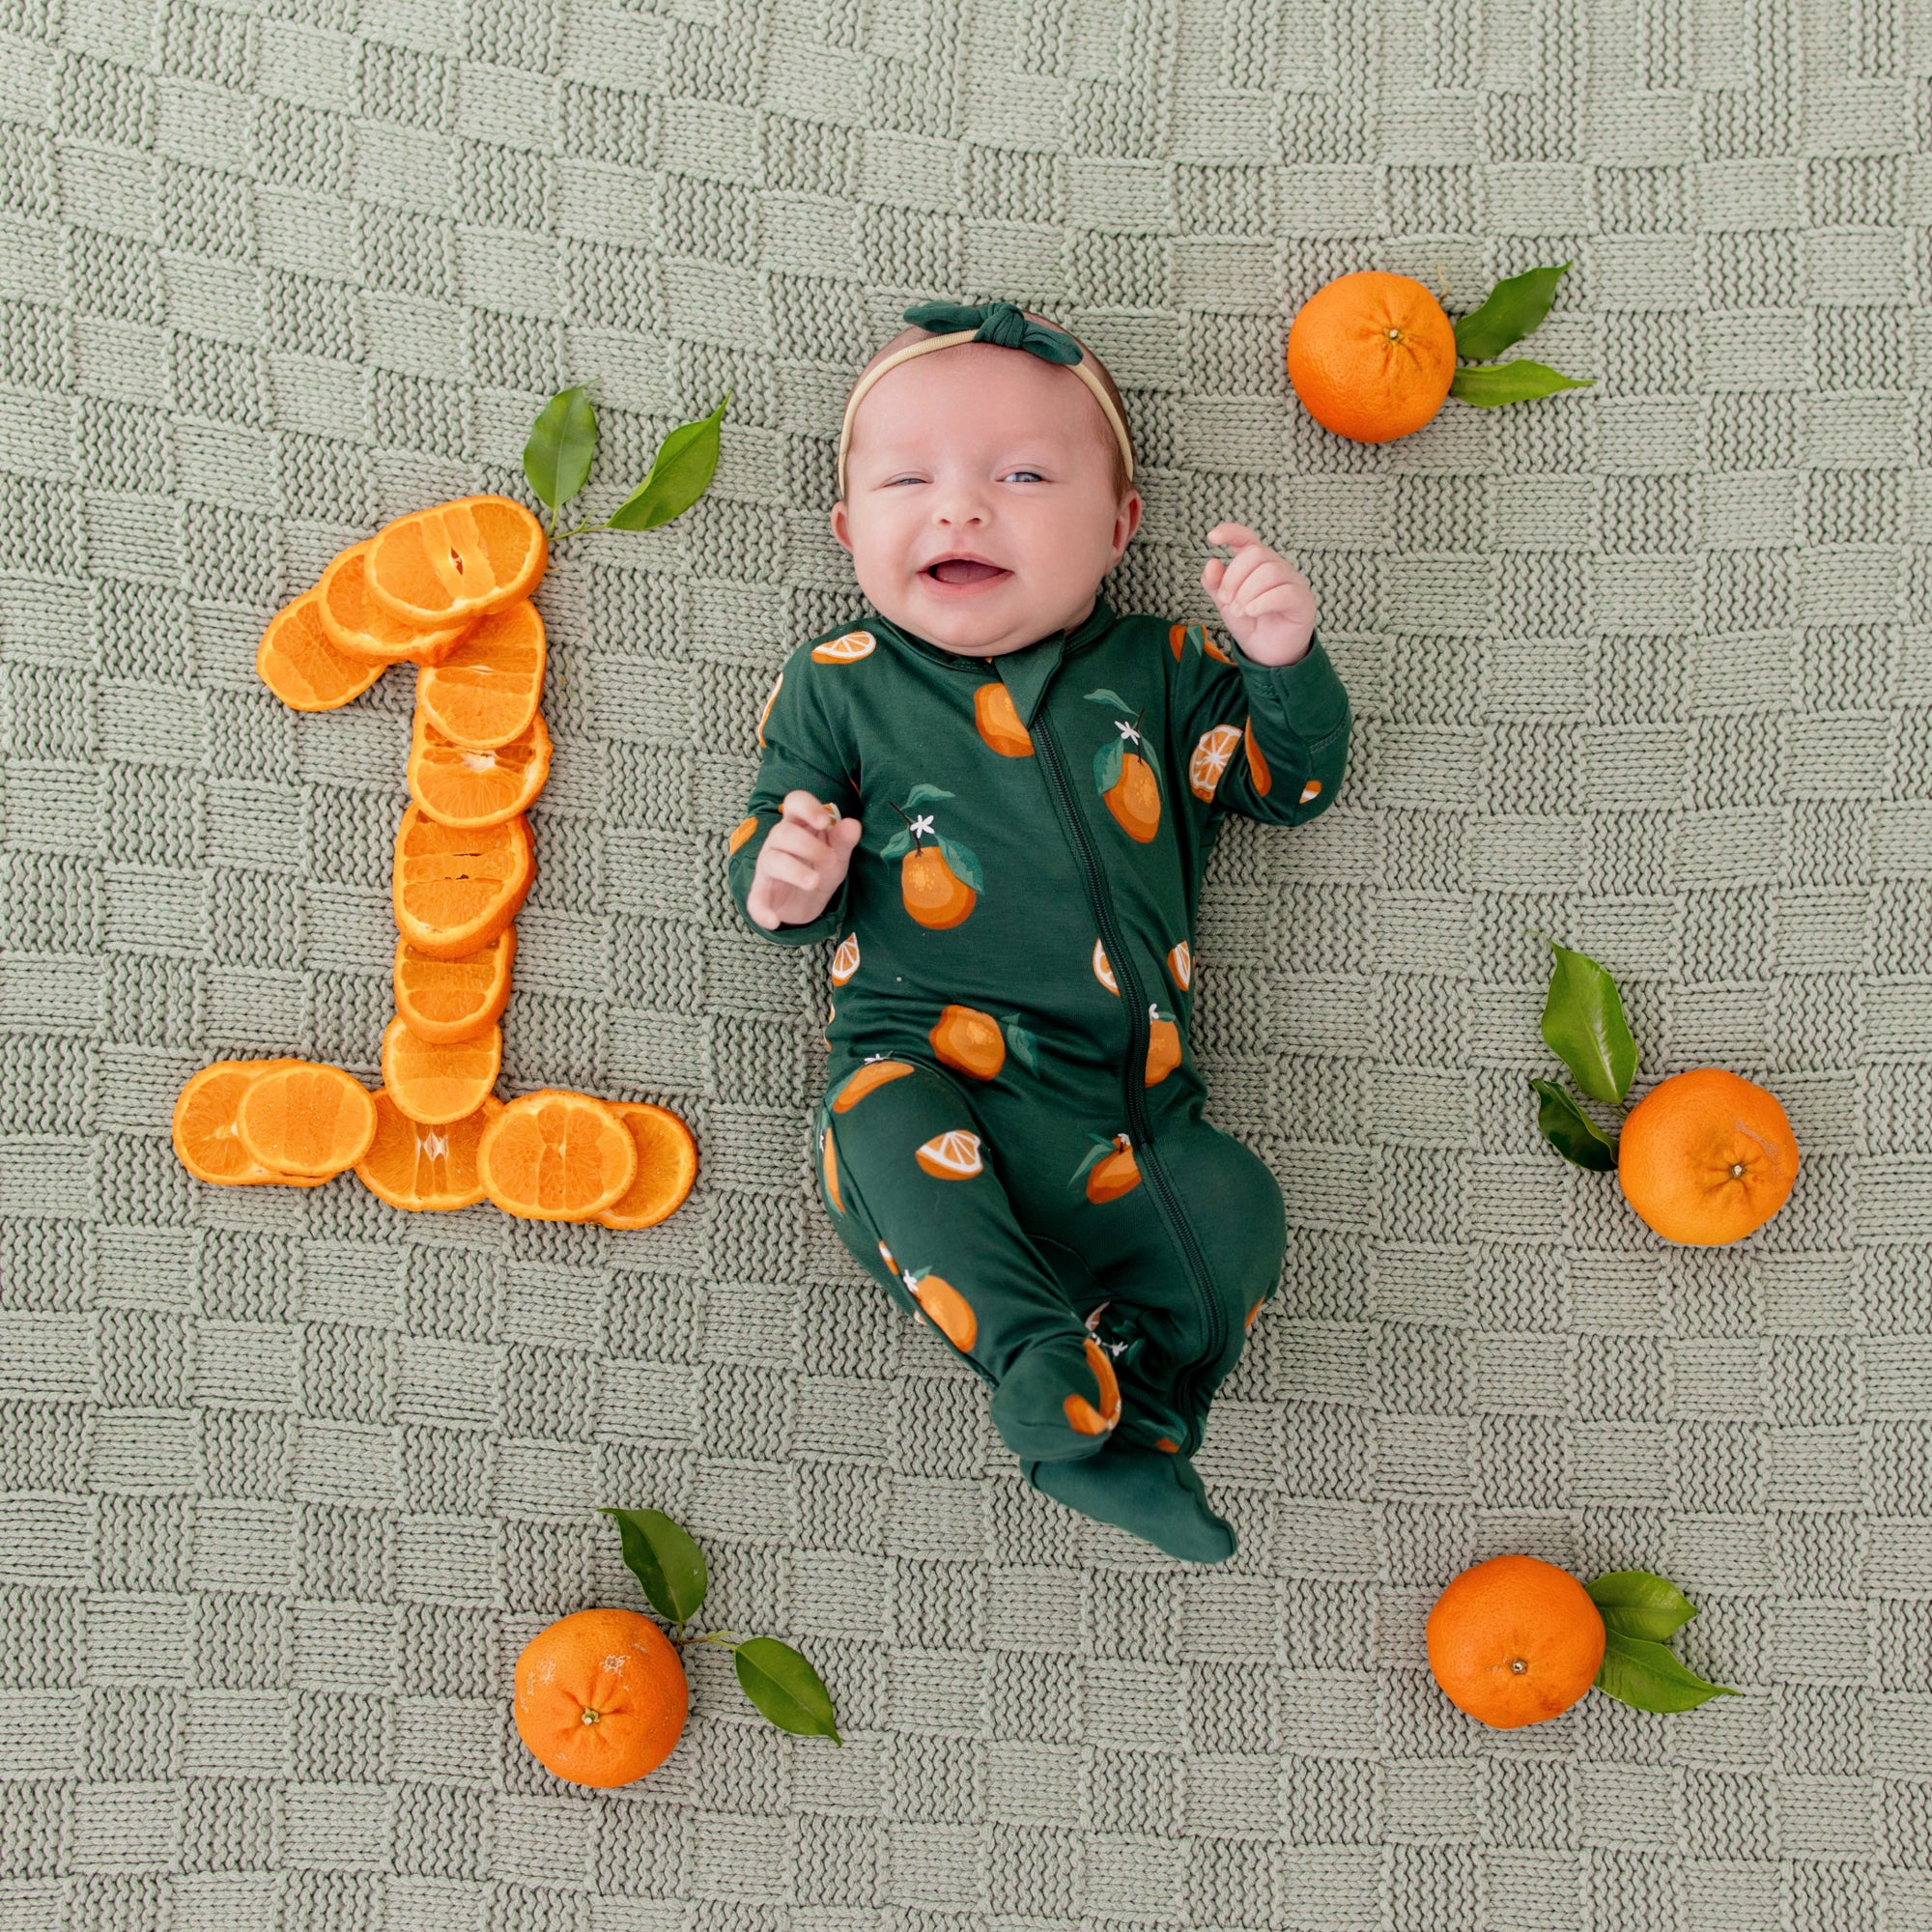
1004, 1021, 1037, 1072
1540, 941, 1638, 1103
1093, 737, 1123, 794
524, 386, 598, 513
880, 830, 911, 862
1451, 261, 1572, 361
937, 835, 982, 895
1448, 360, 1595, 408
1594, 1630, 1735, 1714
600, 1508, 707, 1626
1588, 1571, 1699, 1642
1085, 687, 1132, 709
733, 1636, 841, 1742
1068, 1138, 1113, 1184
605, 391, 730, 532
901, 782, 954, 809
1531, 1077, 1617, 1172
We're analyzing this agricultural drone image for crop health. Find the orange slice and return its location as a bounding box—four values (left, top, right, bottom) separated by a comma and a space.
830, 933, 860, 986
173, 1059, 325, 1186
413, 599, 546, 750
391, 805, 534, 960
594, 1102, 699, 1230
478, 1090, 639, 1222
393, 929, 516, 1045
234, 1062, 378, 1177
381, 1015, 502, 1126
915, 1129, 983, 1179
355, 1091, 501, 1211
1189, 724, 1241, 802
318, 541, 474, 665
831, 1059, 916, 1112
364, 494, 548, 629
408, 707, 552, 829
1167, 940, 1192, 989
810, 630, 875, 664
256, 590, 385, 712
1092, 938, 1118, 994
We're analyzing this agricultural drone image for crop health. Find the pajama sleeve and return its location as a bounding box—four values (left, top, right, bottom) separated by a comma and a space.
1171, 620, 1351, 829
726, 643, 864, 947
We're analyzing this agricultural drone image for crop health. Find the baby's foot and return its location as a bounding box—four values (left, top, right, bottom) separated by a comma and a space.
1027, 1438, 1236, 1564
988, 1334, 1121, 1463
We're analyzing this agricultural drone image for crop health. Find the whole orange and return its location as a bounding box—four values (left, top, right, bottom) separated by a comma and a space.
1426, 1553, 1605, 1728
1618, 1066, 1799, 1245
1288, 270, 1459, 443
513, 1606, 688, 1787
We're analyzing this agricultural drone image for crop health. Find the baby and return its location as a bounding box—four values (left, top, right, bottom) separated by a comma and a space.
726, 300, 1351, 1563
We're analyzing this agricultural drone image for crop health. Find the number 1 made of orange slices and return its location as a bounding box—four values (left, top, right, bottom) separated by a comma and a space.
174, 493, 696, 1230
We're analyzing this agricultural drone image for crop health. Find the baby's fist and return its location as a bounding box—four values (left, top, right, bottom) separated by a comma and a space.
1203, 523, 1317, 666
746, 790, 863, 930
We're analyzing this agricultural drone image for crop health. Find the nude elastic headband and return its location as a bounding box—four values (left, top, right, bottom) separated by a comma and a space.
837, 299, 1136, 499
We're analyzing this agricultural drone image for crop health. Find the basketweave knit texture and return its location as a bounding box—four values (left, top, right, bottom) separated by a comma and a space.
2, 0, 1931, 1924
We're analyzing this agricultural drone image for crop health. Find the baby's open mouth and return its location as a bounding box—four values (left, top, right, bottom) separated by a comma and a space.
924, 559, 1010, 585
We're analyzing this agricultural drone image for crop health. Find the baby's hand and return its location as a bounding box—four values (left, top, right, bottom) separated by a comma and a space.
746, 790, 863, 930
1202, 523, 1317, 666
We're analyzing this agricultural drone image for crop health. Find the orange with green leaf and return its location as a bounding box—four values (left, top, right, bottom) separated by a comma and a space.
1086, 689, 1160, 840
1530, 939, 1799, 1244
882, 784, 982, 928
1429, 1555, 1733, 1729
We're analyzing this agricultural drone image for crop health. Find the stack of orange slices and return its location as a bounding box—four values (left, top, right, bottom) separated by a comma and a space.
174, 495, 696, 1230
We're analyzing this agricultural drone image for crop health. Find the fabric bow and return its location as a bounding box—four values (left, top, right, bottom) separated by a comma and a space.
900, 299, 1084, 366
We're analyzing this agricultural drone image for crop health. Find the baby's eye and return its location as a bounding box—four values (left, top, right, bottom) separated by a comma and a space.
1005, 469, 1044, 483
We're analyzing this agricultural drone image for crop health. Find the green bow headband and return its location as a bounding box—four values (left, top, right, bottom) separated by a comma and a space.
837, 299, 1135, 497
899, 299, 1086, 365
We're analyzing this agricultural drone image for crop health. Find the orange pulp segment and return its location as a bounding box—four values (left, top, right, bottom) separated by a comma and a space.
355, 1090, 501, 1210
364, 495, 547, 628
595, 1102, 698, 1230
413, 599, 547, 750
407, 707, 552, 829
478, 1090, 638, 1222
234, 1062, 378, 1177
381, 1015, 502, 1125
392, 928, 516, 1044
318, 540, 474, 665
256, 590, 385, 712
391, 805, 534, 960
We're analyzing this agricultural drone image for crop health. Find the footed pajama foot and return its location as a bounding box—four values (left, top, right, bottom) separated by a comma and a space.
1027, 1439, 1236, 1564
989, 1335, 1122, 1463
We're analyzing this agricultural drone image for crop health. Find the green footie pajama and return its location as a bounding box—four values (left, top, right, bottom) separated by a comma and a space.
727, 595, 1351, 1562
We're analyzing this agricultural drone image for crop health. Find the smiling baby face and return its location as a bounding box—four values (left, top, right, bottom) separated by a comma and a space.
830, 313, 1143, 659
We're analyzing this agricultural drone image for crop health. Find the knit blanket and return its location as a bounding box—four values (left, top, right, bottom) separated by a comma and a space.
2, 0, 1928, 1924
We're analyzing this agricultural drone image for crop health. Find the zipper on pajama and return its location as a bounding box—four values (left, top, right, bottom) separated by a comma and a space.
1030, 703, 1226, 1419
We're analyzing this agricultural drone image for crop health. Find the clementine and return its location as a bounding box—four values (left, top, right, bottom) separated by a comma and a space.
930, 1004, 1005, 1080
911, 1270, 977, 1350
1087, 1133, 1141, 1203
392, 929, 516, 1046
256, 590, 384, 713
1426, 1553, 1605, 1728
594, 1101, 699, 1231
365, 494, 548, 629
1064, 1337, 1122, 1435
513, 1605, 688, 1788
354, 1091, 500, 1212
1287, 269, 1460, 443
478, 1089, 638, 1221
1617, 1066, 1799, 1245
974, 681, 1034, 756
1102, 750, 1160, 841
832, 1059, 916, 1112
900, 844, 975, 928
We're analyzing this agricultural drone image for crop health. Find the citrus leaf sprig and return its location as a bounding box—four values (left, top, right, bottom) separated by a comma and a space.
1530, 938, 1637, 1169
600, 1507, 840, 1743
1447, 262, 1594, 409
523, 387, 731, 541
1586, 1569, 1735, 1713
